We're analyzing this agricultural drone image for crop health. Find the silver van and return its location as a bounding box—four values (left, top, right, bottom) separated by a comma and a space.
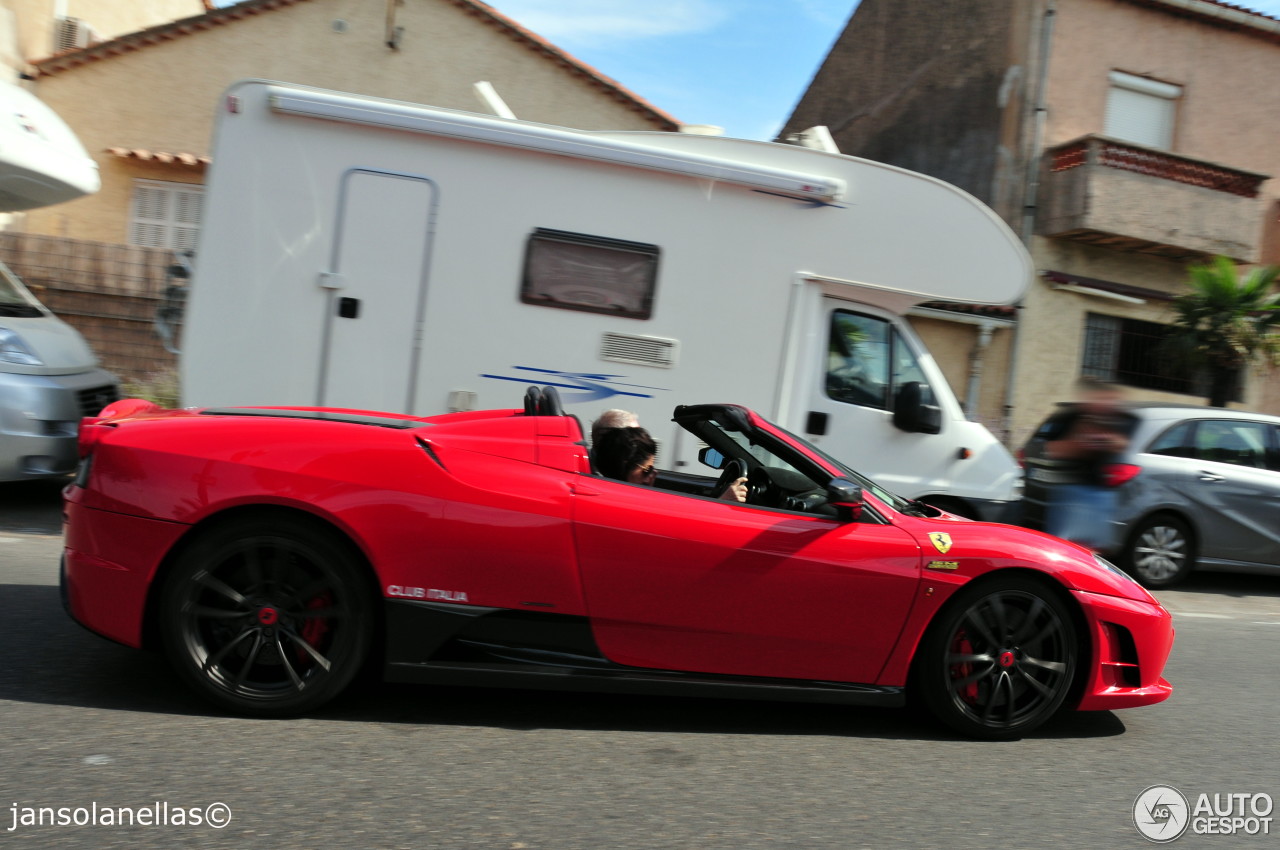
0, 259, 117, 481
1022, 403, 1280, 587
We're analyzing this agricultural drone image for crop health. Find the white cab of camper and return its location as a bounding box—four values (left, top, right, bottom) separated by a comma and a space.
0, 77, 117, 481
184, 80, 1031, 520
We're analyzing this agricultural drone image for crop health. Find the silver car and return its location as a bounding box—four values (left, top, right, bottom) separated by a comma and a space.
1021, 403, 1280, 588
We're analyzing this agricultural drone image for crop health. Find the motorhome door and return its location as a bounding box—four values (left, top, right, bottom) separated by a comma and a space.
804, 297, 946, 498
319, 169, 435, 412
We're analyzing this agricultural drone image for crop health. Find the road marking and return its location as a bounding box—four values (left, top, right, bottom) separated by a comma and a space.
1172, 612, 1232, 619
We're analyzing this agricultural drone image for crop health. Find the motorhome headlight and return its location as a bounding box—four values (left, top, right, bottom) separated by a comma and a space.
0, 327, 43, 366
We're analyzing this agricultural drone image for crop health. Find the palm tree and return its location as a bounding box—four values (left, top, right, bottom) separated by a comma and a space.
1164, 256, 1280, 407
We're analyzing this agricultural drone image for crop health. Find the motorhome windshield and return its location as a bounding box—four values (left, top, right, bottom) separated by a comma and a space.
0, 266, 43, 318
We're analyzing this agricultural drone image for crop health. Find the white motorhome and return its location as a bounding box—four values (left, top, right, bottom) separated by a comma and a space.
0, 78, 117, 481
183, 80, 1032, 520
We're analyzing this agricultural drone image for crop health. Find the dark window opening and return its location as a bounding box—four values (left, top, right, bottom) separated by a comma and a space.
521, 229, 659, 320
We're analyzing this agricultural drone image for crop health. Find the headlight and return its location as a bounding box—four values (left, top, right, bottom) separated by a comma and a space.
1095, 554, 1140, 586
0, 327, 43, 366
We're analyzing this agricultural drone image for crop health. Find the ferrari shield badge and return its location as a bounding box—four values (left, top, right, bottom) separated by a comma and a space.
928, 532, 953, 554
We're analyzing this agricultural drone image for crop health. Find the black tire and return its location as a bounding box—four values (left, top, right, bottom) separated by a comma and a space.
916, 576, 1079, 739
159, 515, 374, 716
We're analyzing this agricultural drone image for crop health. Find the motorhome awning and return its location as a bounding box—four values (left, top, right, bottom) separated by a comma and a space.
105, 147, 210, 168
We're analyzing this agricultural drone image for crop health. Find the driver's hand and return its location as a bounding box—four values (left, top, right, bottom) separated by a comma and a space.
719, 476, 748, 503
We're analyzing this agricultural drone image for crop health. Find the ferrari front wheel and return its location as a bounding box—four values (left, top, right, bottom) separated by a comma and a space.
160, 515, 374, 716
916, 577, 1078, 739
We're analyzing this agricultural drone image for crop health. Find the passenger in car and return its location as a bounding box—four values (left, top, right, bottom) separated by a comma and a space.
594, 426, 747, 502
589, 408, 639, 447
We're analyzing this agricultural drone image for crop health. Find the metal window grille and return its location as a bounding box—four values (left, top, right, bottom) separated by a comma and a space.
1081, 312, 1240, 399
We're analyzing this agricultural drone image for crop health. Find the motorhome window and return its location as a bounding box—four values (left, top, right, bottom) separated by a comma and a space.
825, 310, 934, 411
521, 229, 659, 319
128, 179, 203, 251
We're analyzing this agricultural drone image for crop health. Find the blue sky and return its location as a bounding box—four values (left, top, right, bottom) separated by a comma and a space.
482, 0, 1280, 140
483, 0, 861, 139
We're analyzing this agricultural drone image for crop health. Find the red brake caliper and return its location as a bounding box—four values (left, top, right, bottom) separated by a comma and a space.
950, 632, 979, 704
297, 592, 332, 663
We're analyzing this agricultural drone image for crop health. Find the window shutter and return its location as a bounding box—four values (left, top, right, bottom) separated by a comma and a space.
129, 180, 204, 250
1104, 72, 1179, 149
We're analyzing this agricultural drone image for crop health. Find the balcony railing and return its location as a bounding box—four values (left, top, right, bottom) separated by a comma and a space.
1039, 135, 1269, 261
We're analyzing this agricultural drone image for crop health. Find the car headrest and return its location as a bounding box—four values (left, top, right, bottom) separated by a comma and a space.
538, 385, 563, 416
523, 385, 543, 416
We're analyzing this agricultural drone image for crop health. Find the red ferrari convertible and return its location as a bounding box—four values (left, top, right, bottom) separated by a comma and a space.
62, 388, 1173, 738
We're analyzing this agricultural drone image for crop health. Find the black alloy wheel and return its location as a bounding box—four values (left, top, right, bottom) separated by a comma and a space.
1124, 515, 1194, 589
917, 576, 1078, 739
160, 515, 373, 716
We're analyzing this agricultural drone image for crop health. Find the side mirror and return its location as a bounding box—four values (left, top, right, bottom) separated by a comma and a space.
698, 446, 727, 470
892, 381, 942, 435
826, 477, 864, 521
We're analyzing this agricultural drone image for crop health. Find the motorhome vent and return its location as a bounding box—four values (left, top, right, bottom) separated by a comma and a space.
600, 332, 678, 368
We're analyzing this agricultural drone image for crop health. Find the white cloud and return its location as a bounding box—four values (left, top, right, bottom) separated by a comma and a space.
484, 0, 729, 47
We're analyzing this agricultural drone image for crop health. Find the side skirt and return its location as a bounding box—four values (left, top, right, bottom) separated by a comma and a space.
383, 599, 905, 707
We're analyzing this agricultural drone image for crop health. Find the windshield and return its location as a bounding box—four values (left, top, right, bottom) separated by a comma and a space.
677, 404, 914, 515
0, 265, 44, 318
767, 420, 914, 512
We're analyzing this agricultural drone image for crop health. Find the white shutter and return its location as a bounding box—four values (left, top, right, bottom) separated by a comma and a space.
129, 180, 204, 250
1104, 72, 1179, 149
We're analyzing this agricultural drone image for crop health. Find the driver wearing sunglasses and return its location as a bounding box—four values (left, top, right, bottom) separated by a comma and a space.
594, 426, 746, 502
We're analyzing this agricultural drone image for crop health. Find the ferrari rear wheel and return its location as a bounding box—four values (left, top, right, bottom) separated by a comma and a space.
160, 515, 373, 716
917, 576, 1078, 739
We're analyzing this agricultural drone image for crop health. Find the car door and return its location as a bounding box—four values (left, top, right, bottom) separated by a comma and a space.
1181, 419, 1280, 567
572, 480, 923, 685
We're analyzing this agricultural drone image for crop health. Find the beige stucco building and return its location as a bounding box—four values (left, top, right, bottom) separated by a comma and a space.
784, 0, 1280, 446
14, 0, 677, 246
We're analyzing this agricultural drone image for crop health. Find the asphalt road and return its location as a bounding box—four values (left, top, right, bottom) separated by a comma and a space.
2, 481, 1278, 849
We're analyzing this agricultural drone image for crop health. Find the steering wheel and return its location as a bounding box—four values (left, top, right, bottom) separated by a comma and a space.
715, 458, 747, 500
747, 465, 780, 506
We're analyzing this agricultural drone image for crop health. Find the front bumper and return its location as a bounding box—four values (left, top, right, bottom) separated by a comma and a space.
1072, 589, 1174, 711
0, 368, 117, 480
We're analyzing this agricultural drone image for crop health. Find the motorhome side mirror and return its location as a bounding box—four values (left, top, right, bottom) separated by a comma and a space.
892, 382, 942, 435
698, 447, 727, 470
826, 477, 864, 521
